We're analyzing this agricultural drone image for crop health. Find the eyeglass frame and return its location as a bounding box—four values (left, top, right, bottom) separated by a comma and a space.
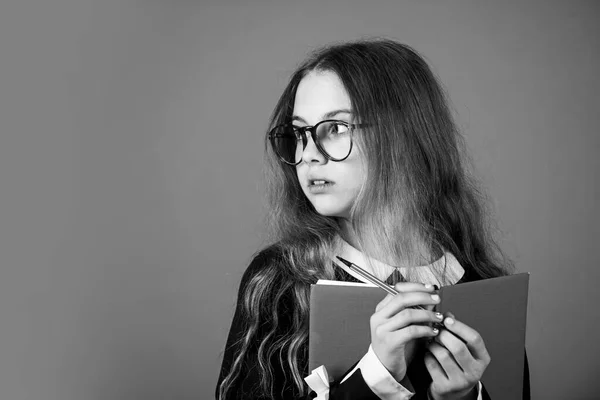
267, 119, 368, 166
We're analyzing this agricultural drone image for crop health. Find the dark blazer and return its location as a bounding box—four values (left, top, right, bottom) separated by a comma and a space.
216, 250, 530, 399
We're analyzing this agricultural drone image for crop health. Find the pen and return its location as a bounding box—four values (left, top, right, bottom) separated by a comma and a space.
336, 256, 399, 295
335, 256, 427, 310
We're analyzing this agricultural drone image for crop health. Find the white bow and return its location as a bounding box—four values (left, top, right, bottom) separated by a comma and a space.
304, 365, 330, 400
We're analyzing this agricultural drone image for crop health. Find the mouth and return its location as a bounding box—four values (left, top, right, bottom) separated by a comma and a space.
306, 179, 334, 193
308, 179, 333, 186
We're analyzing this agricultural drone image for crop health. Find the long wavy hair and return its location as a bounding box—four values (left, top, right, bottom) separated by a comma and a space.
217, 39, 513, 399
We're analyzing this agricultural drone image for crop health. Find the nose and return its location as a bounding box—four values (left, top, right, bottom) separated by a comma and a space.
300, 134, 326, 164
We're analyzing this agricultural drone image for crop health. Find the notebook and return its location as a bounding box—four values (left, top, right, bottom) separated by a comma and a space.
308, 273, 529, 399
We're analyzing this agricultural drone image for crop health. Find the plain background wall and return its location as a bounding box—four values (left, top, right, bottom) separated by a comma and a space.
0, 0, 598, 399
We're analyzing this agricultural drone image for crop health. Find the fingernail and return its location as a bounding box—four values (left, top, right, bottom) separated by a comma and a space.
431, 294, 440, 302
424, 283, 433, 289
445, 317, 455, 326
435, 312, 443, 320
432, 327, 439, 335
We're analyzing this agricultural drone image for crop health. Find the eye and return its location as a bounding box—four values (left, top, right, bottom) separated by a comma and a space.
330, 122, 349, 135
291, 125, 305, 140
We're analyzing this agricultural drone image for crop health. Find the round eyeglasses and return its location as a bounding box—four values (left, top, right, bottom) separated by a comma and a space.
268, 120, 366, 165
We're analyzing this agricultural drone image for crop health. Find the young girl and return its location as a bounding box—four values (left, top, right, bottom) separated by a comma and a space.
216, 39, 529, 400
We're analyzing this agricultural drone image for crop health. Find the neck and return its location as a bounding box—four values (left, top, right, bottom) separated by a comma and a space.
337, 218, 361, 250
336, 218, 440, 267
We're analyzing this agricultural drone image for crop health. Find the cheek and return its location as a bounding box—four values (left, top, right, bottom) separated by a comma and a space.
348, 173, 366, 202
347, 153, 367, 190
295, 165, 304, 184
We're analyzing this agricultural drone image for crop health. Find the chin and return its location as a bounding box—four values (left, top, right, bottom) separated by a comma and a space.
312, 204, 351, 219
304, 191, 353, 219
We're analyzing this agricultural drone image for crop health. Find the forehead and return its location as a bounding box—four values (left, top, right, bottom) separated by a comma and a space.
293, 71, 352, 122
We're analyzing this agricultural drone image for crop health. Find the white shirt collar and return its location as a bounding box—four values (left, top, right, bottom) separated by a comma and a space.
332, 238, 465, 287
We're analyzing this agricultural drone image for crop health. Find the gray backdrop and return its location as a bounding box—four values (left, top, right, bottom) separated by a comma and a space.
0, 0, 598, 399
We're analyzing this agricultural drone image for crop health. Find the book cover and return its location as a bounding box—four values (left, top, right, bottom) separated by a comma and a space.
308, 273, 529, 399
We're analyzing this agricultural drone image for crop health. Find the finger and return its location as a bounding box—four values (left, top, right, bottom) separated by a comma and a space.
378, 291, 441, 319
443, 314, 490, 362
389, 323, 440, 343
424, 351, 449, 382
394, 281, 437, 293
383, 308, 444, 332
375, 282, 435, 312
375, 292, 395, 312
427, 342, 464, 382
425, 284, 440, 312
434, 328, 474, 372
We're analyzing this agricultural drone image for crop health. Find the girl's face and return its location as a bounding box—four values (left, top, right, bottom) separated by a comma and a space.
294, 70, 367, 220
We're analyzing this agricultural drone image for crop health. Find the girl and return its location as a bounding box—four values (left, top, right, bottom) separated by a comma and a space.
216, 39, 529, 400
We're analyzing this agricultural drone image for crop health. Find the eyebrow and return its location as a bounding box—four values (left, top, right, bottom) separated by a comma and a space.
292, 108, 353, 124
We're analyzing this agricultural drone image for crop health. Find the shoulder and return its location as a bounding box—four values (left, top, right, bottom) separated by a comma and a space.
238, 246, 290, 293
241, 246, 281, 277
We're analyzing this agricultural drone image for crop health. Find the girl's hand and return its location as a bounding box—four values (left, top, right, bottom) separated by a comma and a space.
425, 313, 491, 400
370, 282, 443, 383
